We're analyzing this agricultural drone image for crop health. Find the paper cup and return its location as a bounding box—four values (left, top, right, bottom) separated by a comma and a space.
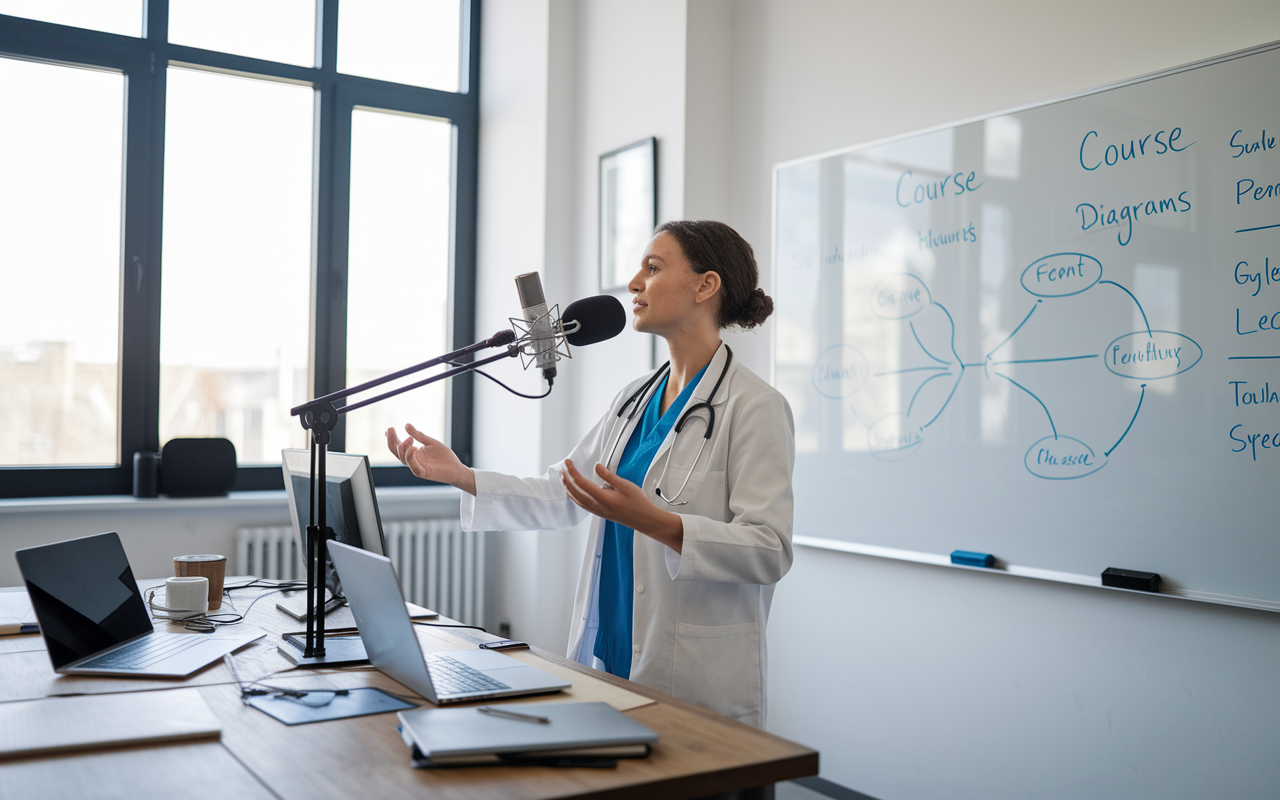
174, 554, 227, 610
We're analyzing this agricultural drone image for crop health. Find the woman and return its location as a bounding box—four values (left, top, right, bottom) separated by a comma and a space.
387, 220, 795, 726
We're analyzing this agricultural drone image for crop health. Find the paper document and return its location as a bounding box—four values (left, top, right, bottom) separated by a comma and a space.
0, 688, 221, 760
0, 591, 38, 635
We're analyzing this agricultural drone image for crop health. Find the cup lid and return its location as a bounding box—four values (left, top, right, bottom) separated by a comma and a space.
174, 554, 226, 562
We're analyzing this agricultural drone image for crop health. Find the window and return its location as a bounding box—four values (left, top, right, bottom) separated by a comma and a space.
0, 2, 479, 497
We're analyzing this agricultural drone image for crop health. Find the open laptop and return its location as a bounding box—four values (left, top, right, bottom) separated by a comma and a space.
16, 532, 265, 677
327, 540, 570, 704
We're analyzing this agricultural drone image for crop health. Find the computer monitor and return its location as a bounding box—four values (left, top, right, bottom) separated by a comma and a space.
281, 448, 386, 600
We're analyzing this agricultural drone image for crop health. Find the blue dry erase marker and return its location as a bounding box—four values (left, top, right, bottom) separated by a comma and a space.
950, 550, 995, 568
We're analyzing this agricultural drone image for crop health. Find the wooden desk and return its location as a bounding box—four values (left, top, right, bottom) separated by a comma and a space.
0, 581, 818, 799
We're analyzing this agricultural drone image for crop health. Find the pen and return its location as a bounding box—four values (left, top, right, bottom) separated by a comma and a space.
478, 706, 551, 724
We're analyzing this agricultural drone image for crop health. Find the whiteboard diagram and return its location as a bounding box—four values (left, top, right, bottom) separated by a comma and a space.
814, 254, 1203, 478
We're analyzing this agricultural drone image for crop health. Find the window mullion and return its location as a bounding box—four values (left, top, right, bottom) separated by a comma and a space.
312, 80, 353, 454
118, 52, 166, 474
448, 0, 481, 468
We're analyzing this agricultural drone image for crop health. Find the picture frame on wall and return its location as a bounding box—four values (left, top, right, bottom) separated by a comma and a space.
598, 137, 657, 293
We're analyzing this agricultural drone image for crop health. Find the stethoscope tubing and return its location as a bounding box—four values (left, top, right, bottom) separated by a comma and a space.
600, 346, 733, 505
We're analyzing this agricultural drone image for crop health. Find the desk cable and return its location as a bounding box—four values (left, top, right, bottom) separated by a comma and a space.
223, 651, 421, 708
147, 579, 306, 634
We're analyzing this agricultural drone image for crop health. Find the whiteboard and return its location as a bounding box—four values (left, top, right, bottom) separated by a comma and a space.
773, 41, 1280, 610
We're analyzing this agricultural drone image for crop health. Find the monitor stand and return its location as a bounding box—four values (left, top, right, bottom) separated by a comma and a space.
276, 629, 369, 668
275, 589, 343, 621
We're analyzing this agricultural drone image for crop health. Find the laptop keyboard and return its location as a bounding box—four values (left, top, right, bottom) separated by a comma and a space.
426, 653, 511, 695
80, 633, 207, 670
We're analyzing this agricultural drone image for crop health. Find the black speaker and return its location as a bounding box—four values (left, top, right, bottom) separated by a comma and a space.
132, 451, 160, 498
160, 438, 237, 497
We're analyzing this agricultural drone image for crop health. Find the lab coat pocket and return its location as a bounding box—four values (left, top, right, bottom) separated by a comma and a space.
656, 466, 725, 514
673, 621, 760, 721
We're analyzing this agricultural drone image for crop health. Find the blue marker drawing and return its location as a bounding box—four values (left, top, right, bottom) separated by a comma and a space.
935, 302, 963, 365
874, 366, 949, 377
1024, 435, 1107, 480
997, 371, 1058, 440
908, 372, 951, 416
807, 256, 1202, 479
909, 321, 950, 365
985, 301, 1041, 359
1020, 253, 1103, 297
989, 355, 1098, 365
848, 403, 869, 428
1105, 384, 1146, 457
1100, 280, 1152, 337
920, 302, 965, 429
1236, 223, 1280, 234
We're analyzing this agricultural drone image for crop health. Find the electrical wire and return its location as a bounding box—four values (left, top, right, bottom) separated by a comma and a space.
149, 579, 306, 633
446, 359, 551, 399
412, 621, 488, 633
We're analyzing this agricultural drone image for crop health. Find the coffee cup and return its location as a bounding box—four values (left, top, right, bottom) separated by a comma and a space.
174, 554, 227, 610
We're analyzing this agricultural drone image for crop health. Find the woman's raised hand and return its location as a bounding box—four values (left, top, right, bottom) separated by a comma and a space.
386, 423, 477, 495
560, 459, 684, 553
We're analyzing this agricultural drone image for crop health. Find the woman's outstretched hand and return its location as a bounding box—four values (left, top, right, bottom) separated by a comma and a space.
561, 459, 683, 553
387, 423, 477, 496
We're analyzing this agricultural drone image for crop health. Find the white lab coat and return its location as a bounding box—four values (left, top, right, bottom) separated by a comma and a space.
460, 343, 795, 727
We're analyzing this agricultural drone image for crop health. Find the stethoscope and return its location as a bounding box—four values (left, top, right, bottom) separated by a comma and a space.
602, 346, 733, 506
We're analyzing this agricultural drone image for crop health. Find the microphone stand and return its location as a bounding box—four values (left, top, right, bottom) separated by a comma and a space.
287, 330, 521, 665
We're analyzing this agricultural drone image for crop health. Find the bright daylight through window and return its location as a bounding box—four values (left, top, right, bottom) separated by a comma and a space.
160, 68, 313, 464
0, 58, 123, 467
0, 0, 477, 496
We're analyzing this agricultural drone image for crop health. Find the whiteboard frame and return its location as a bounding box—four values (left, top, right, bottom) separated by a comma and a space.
773, 38, 1280, 615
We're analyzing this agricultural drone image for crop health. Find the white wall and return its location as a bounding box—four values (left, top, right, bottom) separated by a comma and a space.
475, 0, 690, 655
719, 1, 1280, 799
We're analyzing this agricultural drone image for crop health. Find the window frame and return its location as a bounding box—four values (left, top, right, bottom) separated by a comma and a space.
0, 1, 480, 498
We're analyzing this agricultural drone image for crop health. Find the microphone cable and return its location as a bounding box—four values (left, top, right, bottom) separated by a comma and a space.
445, 358, 552, 399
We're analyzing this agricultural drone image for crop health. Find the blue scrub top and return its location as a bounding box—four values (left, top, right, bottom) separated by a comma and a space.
593, 363, 708, 679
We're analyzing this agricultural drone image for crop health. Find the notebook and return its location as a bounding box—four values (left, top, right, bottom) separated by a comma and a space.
397, 701, 658, 762
15, 532, 265, 677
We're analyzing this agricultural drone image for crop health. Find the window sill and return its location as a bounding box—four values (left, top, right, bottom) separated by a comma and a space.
0, 485, 462, 518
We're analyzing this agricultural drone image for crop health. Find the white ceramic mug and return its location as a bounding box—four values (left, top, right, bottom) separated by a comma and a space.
164, 576, 209, 615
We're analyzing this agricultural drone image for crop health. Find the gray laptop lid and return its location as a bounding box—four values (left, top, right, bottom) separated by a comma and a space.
327, 541, 443, 702
328, 541, 570, 704
15, 532, 154, 670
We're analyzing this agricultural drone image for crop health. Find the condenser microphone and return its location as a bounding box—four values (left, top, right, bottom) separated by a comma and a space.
515, 271, 559, 383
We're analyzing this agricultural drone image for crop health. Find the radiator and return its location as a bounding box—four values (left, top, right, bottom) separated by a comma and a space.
234, 520, 486, 627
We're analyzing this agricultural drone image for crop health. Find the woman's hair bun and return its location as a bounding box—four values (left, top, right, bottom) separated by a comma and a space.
735, 287, 773, 330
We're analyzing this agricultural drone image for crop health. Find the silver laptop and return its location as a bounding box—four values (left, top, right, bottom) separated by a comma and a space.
327, 540, 570, 704
15, 532, 265, 677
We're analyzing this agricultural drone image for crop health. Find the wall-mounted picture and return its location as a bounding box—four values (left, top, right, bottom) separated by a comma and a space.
598, 137, 656, 292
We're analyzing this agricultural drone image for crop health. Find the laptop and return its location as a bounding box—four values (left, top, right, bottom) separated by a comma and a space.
15, 532, 265, 677
327, 540, 571, 704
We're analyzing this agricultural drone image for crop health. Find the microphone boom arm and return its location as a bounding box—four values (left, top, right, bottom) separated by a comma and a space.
287, 331, 517, 664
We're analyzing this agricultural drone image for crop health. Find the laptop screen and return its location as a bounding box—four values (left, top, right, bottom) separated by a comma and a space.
15, 532, 153, 669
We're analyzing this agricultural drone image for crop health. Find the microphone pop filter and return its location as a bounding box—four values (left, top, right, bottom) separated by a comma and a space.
563, 295, 626, 347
